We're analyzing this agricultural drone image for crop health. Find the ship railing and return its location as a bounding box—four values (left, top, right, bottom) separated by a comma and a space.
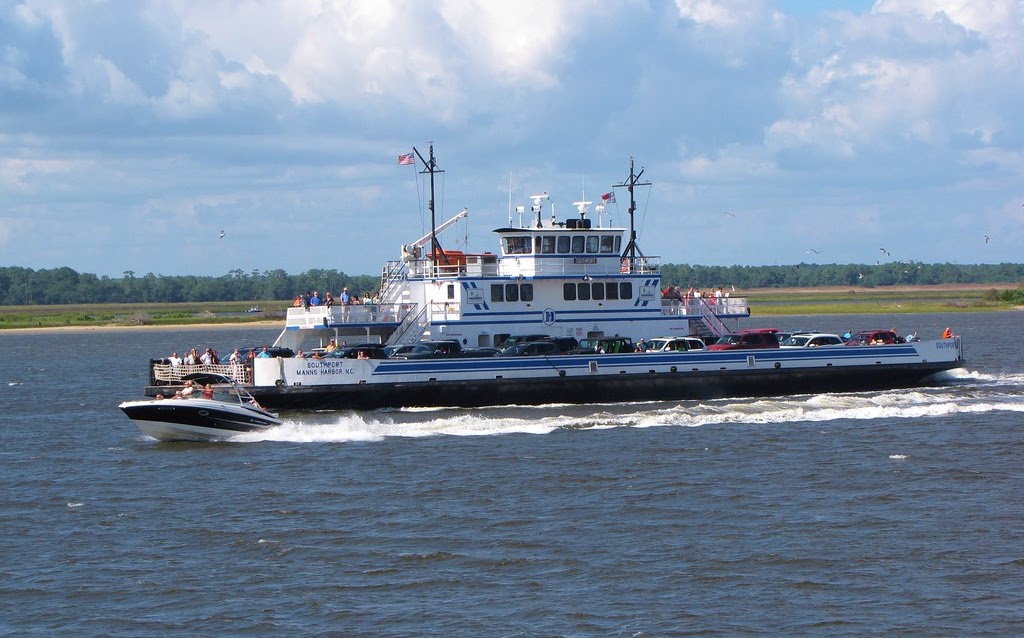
380, 260, 408, 298
397, 256, 665, 279
150, 362, 250, 385
286, 303, 416, 328
695, 298, 731, 337
402, 259, 492, 279
660, 297, 749, 318
388, 304, 430, 345
497, 256, 661, 278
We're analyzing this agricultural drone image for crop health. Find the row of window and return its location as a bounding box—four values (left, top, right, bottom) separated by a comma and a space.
489, 282, 634, 302
503, 234, 622, 256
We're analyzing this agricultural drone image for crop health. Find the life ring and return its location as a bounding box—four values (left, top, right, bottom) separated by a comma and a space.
620, 259, 630, 273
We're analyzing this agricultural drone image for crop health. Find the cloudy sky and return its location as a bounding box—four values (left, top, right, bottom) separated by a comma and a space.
2, 0, 1022, 277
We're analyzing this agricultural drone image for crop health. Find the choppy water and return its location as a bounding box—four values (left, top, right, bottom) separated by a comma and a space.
1, 312, 1022, 636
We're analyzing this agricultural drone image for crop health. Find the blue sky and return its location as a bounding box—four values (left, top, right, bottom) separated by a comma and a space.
2, 0, 1022, 277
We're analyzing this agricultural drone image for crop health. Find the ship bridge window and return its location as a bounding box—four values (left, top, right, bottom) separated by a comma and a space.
571, 236, 585, 253
562, 281, 633, 301
557, 236, 571, 253
504, 236, 531, 255
586, 236, 600, 253
539, 236, 556, 254
491, 283, 533, 303
600, 235, 616, 253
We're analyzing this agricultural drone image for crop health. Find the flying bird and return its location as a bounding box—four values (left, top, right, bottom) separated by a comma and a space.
722, 211, 735, 219
807, 248, 821, 255
880, 248, 890, 257
984, 235, 990, 244
219, 230, 225, 239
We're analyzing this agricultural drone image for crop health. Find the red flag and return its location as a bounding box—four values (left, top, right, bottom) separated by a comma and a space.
397, 152, 415, 165
601, 191, 615, 203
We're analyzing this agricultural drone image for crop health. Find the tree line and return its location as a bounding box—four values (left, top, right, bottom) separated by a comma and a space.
0, 267, 380, 306
0, 263, 1021, 306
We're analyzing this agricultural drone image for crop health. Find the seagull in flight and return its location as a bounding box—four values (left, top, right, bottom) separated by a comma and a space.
219, 230, 225, 239
722, 211, 735, 219
984, 235, 990, 244
880, 247, 890, 257
807, 248, 821, 255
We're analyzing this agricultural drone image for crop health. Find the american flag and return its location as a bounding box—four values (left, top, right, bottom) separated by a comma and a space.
397, 152, 415, 165
601, 191, 615, 203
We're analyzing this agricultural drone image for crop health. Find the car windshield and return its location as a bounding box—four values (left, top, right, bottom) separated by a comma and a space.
716, 335, 742, 345
648, 339, 669, 350
783, 336, 810, 347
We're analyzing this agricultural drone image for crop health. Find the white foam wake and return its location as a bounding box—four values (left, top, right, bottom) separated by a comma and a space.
223, 381, 1024, 444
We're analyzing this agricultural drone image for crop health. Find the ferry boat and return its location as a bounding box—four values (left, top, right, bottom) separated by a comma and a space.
143, 147, 964, 410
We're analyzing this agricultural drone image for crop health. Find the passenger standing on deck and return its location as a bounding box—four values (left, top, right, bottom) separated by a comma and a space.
340, 287, 352, 322
310, 291, 321, 307
942, 326, 954, 339
256, 347, 272, 358
168, 352, 181, 367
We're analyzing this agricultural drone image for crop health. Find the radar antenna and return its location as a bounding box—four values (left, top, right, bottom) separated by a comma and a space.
612, 158, 651, 272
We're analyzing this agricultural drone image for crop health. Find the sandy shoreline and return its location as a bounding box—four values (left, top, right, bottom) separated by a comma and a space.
0, 321, 282, 336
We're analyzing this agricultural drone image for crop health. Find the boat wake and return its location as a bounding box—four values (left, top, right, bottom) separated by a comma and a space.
225, 369, 1022, 443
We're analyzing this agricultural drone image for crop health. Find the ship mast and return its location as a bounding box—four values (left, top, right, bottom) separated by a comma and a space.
412, 143, 449, 265
613, 157, 651, 272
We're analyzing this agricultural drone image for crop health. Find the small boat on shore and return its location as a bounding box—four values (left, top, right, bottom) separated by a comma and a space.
138, 148, 964, 411
121, 373, 281, 442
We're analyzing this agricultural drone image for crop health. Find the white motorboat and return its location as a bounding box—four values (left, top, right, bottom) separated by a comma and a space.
120, 374, 281, 442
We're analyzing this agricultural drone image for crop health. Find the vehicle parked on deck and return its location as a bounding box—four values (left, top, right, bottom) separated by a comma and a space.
498, 341, 561, 356
383, 344, 416, 358
646, 336, 707, 353
569, 336, 634, 355
845, 330, 899, 346
707, 328, 780, 351
780, 333, 844, 348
